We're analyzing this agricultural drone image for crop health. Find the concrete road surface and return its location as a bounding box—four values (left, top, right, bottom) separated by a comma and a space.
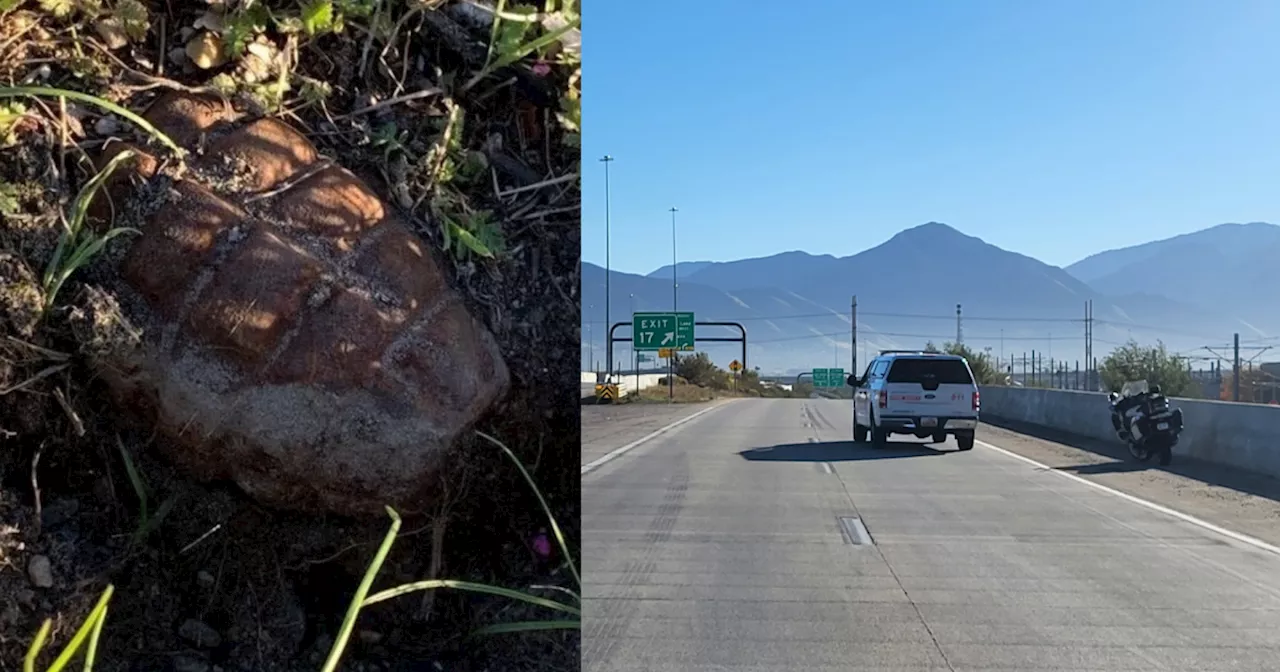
582, 398, 1280, 671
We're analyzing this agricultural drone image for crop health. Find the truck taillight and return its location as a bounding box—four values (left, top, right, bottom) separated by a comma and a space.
972, 390, 980, 412
877, 390, 887, 409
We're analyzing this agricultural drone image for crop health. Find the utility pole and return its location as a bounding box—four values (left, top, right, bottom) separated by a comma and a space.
851, 295, 858, 380
600, 155, 614, 383
1086, 300, 1092, 391
1233, 332, 1241, 402
669, 206, 678, 402
956, 304, 962, 345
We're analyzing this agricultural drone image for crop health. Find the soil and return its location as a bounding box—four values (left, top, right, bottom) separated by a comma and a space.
0, 2, 579, 671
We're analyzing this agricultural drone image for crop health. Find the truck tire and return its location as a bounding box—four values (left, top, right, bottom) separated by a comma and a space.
956, 431, 975, 451
854, 422, 868, 443
870, 411, 888, 447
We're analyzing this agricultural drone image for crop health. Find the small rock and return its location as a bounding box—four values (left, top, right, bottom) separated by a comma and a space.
94, 16, 129, 49
93, 116, 120, 137
357, 629, 382, 644
178, 618, 222, 648
27, 555, 53, 588
196, 569, 216, 587
15, 587, 35, 608
171, 654, 211, 672
186, 31, 227, 70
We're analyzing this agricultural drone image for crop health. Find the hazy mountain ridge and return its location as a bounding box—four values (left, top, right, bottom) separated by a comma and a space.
1064, 222, 1280, 338
583, 222, 1275, 374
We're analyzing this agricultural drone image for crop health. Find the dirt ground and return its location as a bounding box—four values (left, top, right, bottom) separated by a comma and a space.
0, 2, 579, 671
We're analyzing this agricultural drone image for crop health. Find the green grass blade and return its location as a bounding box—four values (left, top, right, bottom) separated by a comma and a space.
476, 431, 580, 588
82, 600, 108, 672
44, 227, 140, 313
484, 0, 508, 66
42, 146, 142, 312
448, 221, 495, 258
23, 620, 51, 672
319, 506, 402, 672
465, 17, 581, 91
115, 438, 149, 523
471, 620, 580, 636
362, 579, 581, 616
46, 585, 114, 672
489, 18, 579, 72
0, 87, 183, 156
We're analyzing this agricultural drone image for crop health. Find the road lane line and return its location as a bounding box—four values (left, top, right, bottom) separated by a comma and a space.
581, 402, 731, 476
976, 438, 1280, 557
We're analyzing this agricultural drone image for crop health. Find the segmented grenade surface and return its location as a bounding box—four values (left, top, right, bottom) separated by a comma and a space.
96, 93, 509, 516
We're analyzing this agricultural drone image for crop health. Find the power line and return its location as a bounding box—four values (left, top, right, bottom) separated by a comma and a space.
748, 329, 1084, 345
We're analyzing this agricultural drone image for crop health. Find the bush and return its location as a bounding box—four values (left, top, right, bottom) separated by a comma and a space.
1099, 339, 1196, 397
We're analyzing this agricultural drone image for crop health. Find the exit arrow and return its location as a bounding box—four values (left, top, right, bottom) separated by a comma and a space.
661, 332, 674, 345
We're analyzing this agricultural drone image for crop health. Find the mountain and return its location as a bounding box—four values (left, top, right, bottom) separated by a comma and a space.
1064, 223, 1280, 339
583, 222, 1261, 375
1066, 222, 1280, 283
646, 261, 716, 280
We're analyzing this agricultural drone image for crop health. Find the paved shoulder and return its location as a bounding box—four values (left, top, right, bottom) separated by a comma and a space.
979, 421, 1280, 548
581, 401, 726, 468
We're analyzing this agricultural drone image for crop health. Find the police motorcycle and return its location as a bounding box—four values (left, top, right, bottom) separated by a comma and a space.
1107, 379, 1183, 466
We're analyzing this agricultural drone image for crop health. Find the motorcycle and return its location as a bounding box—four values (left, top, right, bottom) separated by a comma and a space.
1107, 379, 1183, 466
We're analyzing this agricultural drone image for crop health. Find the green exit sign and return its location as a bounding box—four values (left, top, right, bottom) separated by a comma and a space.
632, 312, 694, 351
812, 368, 846, 388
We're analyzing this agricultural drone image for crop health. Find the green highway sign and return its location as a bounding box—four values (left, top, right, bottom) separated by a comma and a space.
632, 312, 695, 351
812, 367, 846, 388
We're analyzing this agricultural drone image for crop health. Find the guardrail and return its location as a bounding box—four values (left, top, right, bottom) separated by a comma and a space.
979, 386, 1280, 478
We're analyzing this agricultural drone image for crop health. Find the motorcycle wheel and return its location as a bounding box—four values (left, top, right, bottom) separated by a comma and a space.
1127, 441, 1152, 462
1157, 443, 1172, 466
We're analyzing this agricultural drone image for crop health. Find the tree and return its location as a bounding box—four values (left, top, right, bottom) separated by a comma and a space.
1098, 339, 1196, 397
923, 341, 941, 353
939, 341, 999, 385
674, 352, 725, 389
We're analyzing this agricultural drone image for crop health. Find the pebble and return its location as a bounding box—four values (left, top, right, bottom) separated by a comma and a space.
196, 570, 216, 588
93, 116, 121, 137
178, 618, 222, 648
171, 654, 211, 672
27, 555, 53, 588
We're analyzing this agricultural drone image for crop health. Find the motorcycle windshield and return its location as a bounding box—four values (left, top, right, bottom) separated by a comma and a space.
1121, 380, 1149, 398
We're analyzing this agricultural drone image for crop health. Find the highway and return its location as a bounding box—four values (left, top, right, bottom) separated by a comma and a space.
582, 398, 1280, 671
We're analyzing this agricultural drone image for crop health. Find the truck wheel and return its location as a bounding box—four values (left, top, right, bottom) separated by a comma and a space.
932, 432, 946, 444
956, 432, 975, 451
854, 422, 868, 443
870, 412, 887, 447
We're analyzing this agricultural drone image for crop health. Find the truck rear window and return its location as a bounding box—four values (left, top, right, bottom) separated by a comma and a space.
886, 358, 974, 385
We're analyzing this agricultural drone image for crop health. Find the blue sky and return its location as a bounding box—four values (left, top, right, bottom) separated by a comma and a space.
583, 0, 1280, 275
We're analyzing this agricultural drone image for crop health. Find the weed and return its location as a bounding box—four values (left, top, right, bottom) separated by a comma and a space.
0, 87, 183, 156
23, 432, 579, 670
39, 148, 141, 315
114, 436, 177, 545
22, 584, 112, 672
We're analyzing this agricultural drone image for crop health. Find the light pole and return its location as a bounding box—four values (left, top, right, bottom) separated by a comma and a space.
601, 155, 614, 382
669, 206, 679, 401
630, 293, 637, 390
587, 303, 594, 372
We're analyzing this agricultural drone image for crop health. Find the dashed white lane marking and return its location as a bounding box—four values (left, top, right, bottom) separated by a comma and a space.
976, 438, 1280, 557
581, 402, 732, 476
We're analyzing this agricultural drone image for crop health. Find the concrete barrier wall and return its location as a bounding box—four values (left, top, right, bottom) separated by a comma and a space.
979, 386, 1280, 477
